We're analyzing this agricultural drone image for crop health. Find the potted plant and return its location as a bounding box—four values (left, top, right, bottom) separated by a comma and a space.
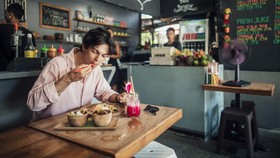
223, 19, 230, 33
224, 8, 231, 20
223, 35, 231, 47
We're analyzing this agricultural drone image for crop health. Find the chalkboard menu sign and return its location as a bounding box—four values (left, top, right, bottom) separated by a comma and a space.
218, 0, 280, 72
39, 2, 71, 31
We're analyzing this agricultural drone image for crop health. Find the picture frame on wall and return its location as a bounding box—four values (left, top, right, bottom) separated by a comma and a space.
4, 0, 27, 23
40, 2, 71, 31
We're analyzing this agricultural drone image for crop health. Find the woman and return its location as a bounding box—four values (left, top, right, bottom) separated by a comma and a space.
106, 27, 121, 92
27, 28, 126, 121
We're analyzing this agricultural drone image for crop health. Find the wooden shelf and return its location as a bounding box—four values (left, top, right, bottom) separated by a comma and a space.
73, 18, 129, 29
36, 39, 82, 45
114, 35, 130, 38
73, 30, 130, 38
182, 39, 205, 42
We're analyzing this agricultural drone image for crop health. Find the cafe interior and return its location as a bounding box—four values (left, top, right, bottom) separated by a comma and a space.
0, 0, 279, 158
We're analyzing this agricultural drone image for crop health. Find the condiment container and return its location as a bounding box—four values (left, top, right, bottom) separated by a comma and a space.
41, 44, 48, 57
47, 45, 56, 58
57, 45, 64, 56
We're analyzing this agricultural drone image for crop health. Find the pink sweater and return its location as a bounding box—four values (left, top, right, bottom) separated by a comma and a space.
27, 48, 116, 121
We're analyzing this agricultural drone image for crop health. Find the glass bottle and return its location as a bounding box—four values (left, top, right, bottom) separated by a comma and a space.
24, 33, 36, 58
10, 23, 24, 58
41, 44, 48, 57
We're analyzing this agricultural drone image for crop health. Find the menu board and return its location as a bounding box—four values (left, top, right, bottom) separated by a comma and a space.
39, 2, 71, 31
218, 0, 280, 71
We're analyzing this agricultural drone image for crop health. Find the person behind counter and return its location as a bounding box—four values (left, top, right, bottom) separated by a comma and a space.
0, 3, 36, 71
105, 27, 121, 92
163, 27, 182, 51
27, 28, 127, 121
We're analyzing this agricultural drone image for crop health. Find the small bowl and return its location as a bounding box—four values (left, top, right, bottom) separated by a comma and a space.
92, 110, 112, 127
67, 112, 88, 127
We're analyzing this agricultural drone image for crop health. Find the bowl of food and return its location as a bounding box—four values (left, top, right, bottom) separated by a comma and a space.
92, 109, 112, 127
91, 103, 124, 117
67, 110, 88, 127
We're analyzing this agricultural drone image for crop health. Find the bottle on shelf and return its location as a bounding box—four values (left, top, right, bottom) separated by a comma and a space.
10, 23, 24, 58
41, 44, 48, 57
24, 33, 36, 58
57, 45, 65, 56
47, 45, 57, 58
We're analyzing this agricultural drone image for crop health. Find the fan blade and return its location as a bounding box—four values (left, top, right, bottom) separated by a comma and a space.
231, 39, 248, 54
229, 53, 246, 65
221, 38, 249, 65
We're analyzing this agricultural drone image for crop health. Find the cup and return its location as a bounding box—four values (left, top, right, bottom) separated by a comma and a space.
126, 93, 140, 117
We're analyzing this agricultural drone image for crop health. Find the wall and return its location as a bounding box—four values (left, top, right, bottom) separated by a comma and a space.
0, 0, 140, 54
224, 70, 280, 129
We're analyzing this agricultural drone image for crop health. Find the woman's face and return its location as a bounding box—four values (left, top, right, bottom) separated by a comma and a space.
82, 44, 110, 67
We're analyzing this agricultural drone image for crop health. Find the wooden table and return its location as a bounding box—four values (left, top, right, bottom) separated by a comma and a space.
0, 127, 109, 158
202, 82, 275, 96
0, 104, 182, 158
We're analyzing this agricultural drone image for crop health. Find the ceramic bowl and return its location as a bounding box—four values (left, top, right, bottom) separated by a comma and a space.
67, 112, 88, 127
92, 110, 112, 127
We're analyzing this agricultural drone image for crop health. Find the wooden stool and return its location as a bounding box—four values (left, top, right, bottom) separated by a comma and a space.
232, 100, 259, 148
216, 107, 256, 158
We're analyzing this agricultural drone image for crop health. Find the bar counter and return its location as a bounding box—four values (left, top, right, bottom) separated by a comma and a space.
128, 65, 224, 141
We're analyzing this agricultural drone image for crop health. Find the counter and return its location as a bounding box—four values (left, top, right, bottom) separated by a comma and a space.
0, 66, 115, 132
128, 65, 224, 141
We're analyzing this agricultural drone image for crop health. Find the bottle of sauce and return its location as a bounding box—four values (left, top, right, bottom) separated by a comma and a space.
41, 44, 48, 57
57, 45, 64, 56
10, 23, 24, 58
47, 45, 56, 58
24, 33, 36, 58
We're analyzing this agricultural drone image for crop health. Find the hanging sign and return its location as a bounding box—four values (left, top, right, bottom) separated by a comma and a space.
160, 0, 214, 18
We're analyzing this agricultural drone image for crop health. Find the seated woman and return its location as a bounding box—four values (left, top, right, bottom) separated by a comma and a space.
27, 28, 126, 121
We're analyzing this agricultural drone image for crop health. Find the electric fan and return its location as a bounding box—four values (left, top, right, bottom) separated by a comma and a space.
221, 38, 251, 87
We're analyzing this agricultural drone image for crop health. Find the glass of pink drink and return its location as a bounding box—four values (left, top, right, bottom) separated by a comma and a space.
126, 93, 140, 117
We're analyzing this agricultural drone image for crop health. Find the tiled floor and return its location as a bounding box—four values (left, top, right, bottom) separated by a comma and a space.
156, 128, 280, 158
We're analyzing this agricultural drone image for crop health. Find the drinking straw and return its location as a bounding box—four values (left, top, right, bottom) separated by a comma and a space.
130, 75, 136, 98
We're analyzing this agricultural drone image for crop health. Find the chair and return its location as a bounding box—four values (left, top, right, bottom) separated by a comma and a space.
216, 107, 256, 158
134, 141, 177, 158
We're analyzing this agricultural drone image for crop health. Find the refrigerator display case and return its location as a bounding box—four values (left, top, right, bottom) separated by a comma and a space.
179, 19, 209, 54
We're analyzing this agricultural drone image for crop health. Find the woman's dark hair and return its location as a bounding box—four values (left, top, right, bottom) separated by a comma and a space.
82, 27, 115, 54
7, 3, 24, 19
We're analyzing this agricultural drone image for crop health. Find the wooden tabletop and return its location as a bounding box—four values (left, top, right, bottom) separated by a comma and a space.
25, 104, 182, 158
0, 127, 109, 158
202, 82, 275, 96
